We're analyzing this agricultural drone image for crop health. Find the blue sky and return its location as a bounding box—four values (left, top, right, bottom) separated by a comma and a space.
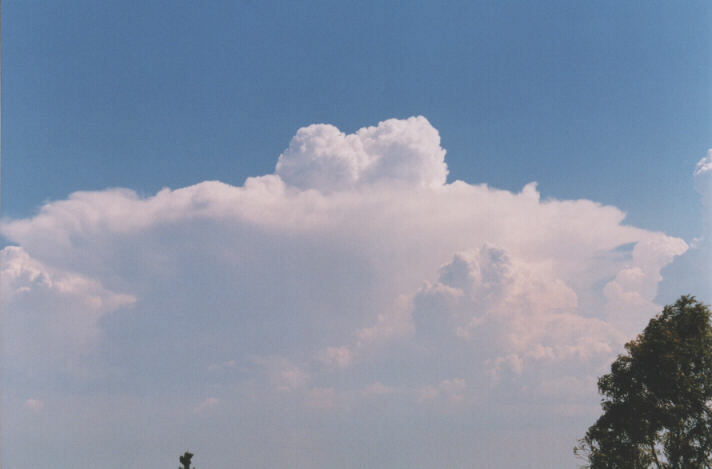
5, 1, 710, 237
2, 2, 711, 469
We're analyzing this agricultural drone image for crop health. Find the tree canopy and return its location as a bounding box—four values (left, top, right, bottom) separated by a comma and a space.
576, 295, 712, 468
179, 452, 195, 469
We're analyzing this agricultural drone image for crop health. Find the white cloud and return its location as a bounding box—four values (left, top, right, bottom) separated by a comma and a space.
417, 378, 472, 407
275, 116, 447, 192
488, 354, 524, 379
253, 356, 310, 392
305, 387, 337, 409
193, 397, 219, 414
603, 234, 688, 333
23, 398, 45, 413
1, 117, 688, 448
360, 382, 395, 397
1, 246, 135, 375
695, 149, 712, 199
318, 346, 354, 369
693, 149, 712, 241
207, 360, 237, 372
656, 150, 712, 310
411, 245, 618, 365
355, 294, 414, 344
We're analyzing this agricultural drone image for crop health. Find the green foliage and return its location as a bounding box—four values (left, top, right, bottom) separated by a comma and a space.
575, 296, 712, 468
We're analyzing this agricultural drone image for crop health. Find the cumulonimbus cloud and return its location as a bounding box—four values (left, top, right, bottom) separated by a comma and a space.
1, 116, 689, 412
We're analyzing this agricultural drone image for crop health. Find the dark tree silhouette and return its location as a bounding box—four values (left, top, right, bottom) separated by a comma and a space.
575, 296, 712, 468
179, 451, 195, 469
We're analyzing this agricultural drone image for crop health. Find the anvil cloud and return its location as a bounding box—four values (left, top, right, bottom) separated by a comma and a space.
1, 117, 691, 468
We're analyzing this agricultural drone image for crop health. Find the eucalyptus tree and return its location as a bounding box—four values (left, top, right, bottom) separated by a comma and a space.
575, 296, 712, 468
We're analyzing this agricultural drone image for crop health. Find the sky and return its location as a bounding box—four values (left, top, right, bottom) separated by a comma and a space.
1, 2, 711, 469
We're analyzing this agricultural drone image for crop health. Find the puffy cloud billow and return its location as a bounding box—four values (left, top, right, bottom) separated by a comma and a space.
1, 246, 135, 376
0, 117, 693, 468
275, 116, 448, 192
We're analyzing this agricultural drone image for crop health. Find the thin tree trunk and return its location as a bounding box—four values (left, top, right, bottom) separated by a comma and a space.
650, 441, 662, 469
650, 440, 662, 469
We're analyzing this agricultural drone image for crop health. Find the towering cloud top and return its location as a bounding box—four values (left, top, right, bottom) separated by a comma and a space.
275, 116, 448, 192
